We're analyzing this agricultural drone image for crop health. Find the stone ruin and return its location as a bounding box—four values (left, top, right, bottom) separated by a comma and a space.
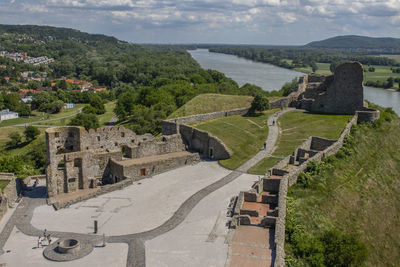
293, 62, 364, 114
45, 126, 204, 198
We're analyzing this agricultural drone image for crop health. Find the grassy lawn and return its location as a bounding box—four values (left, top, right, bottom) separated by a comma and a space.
98, 101, 116, 126
375, 54, 400, 63
194, 110, 276, 169
248, 110, 352, 174
0, 127, 46, 157
169, 94, 253, 119
0, 104, 84, 127
364, 65, 400, 89
286, 116, 400, 266
0, 180, 10, 193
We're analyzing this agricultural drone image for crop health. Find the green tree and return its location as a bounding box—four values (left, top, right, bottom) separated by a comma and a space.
24, 126, 40, 141
310, 61, 318, 73
89, 94, 105, 114
69, 113, 100, 130
250, 94, 270, 114
7, 132, 22, 148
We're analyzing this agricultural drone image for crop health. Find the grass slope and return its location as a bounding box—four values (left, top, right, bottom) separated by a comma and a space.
249, 111, 351, 174
168, 94, 253, 119
194, 110, 276, 169
286, 113, 400, 266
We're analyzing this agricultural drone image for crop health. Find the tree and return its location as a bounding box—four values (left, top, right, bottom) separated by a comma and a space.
7, 132, 22, 148
24, 126, 40, 141
310, 61, 318, 73
250, 94, 270, 114
89, 94, 105, 114
69, 113, 100, 130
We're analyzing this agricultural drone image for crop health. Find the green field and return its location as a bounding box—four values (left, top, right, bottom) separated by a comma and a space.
248, 110, 351, 174
0, 104, 84, 127
286, 114, 400, 266
98, 101, 117, 126
168, 94, 253, 118
0, 127, 46, 157
194, 110, 276, 169
376, 54, 400, 63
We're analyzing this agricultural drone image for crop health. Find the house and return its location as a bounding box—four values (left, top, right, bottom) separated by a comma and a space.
21, 96, 33, 103
0, 109, 19, 122
64, 103, 76, 109
0, 65, 6, 68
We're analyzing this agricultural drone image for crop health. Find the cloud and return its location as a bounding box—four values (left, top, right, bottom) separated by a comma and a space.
0, 0, 399, 44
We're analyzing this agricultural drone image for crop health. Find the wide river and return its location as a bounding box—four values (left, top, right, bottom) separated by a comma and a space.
189, 49, 400, 114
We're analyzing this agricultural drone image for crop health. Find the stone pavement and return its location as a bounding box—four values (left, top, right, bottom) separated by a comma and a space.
0, 108, 294, 267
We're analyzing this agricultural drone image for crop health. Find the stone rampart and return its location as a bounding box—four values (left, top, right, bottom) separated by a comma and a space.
273, 114, 358, 266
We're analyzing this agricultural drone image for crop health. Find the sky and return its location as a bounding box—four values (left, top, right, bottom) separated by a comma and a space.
0, 0, 399, 45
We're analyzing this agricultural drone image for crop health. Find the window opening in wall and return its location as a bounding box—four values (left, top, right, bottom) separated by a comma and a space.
74, 158, 82, 167
115, 142, 118, 147
121, 132, 125, 137
140, 168, 148, 176
55, 132, 59, 138
68, 132, 74, 138
68, 178, 76, 183
97, 136, 100, 141
131, 139, 135, 143
209, 148, 214, 159
121, 146, 129, 158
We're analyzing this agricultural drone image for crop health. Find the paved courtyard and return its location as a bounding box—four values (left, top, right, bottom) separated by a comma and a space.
32, 161, 231, 235
146, 173, 259, 267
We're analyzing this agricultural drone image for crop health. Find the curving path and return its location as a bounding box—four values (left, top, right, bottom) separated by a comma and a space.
0, 109, 293, 267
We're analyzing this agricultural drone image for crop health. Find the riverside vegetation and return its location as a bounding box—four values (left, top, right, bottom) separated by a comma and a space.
285, 106, 399, 266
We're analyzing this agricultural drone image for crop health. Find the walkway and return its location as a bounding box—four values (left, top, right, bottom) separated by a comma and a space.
0, 108, 293, 267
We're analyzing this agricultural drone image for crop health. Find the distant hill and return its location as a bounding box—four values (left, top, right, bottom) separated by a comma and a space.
0, 24, 121, 44
306, 35, 400, 51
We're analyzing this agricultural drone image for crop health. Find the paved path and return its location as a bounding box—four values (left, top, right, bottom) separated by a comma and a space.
237, 108, 294, 172
0, 108, 294, 267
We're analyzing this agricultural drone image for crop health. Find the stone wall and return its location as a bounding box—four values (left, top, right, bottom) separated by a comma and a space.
293, 62, 365, 115
273, 114, 359, 266
46, 125, 197, 198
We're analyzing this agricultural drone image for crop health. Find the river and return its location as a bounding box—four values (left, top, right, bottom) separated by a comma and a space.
189, 49, 400, 114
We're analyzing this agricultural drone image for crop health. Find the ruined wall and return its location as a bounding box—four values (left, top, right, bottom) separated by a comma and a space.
109, 152, 200, 181
127, 134, 185, 159
357, 108, 380, 123
178, 124, 232, 159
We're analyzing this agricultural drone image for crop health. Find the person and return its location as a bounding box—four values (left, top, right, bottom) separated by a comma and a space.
263, 142, 267, 150
272, 120, 275, 126
47, 234, 52, 244
37, 236, 42, 248
43, 229, 47, 238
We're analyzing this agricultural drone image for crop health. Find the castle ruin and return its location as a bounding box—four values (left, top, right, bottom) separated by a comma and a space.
45, 126, 202, 198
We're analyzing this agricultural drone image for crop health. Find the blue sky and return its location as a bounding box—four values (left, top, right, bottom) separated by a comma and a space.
0, 0, 399, 44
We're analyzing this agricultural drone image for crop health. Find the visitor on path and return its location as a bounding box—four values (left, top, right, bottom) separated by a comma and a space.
272, 120, 275, 126
43, 229, 47, 238
47, 234, 52, 244
37, 236, 41, 248
264, 142, 267, 150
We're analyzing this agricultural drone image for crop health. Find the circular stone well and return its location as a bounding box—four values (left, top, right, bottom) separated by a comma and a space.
43, 238, 93, 262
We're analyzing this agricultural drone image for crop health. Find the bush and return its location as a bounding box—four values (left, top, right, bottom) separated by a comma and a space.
24, 126, 40, 141
250, 94, 269, 114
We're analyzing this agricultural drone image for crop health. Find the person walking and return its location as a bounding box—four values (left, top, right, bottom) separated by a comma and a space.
43, 229, 47, 239
37, 236, 41, 248
47, 234, 52, 244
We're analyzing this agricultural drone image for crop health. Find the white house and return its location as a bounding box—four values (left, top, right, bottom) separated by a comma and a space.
64, 103, 75, 109
0, 109, 19, 122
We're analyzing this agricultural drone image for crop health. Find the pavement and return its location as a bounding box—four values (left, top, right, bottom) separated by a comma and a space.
0, 108, 294, 267
31, 162, 231, 235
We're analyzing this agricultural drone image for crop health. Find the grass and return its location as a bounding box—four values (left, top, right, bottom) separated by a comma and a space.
375, 54, 400, 63
364, 65, 400, 89
0, 104, 85, 127
194, 110, 277, 169
248, 110, 352, 174
168, 94, 253, 119
286, 115, 400, 266
0, 180, 10, 193
98, 101, 116, 126
0, 127, 46, 157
